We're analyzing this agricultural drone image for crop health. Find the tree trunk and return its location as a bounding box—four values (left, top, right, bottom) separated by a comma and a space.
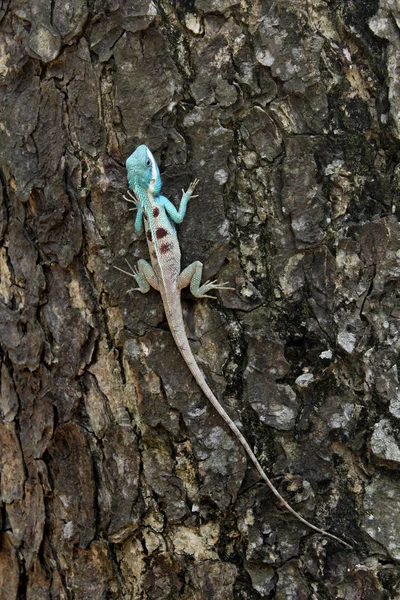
1, 0, 400, 598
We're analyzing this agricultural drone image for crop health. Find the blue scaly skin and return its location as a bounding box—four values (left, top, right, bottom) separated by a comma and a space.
115, 144, 352, 550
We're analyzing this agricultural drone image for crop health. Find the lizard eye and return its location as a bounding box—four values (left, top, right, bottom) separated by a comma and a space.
145, 158, 151, 167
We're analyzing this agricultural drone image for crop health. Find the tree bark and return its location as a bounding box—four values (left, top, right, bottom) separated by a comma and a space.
1, 0, 400, 598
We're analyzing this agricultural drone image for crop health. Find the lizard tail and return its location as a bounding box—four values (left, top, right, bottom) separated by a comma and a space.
166, 305, 353, 550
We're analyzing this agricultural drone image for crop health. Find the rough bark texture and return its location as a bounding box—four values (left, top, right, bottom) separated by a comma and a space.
1, 0, 400, 598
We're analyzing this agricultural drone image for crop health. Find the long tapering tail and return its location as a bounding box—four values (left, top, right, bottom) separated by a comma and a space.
166, 304, 353, 550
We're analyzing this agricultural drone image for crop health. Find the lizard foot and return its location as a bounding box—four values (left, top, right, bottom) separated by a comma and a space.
195, 279, 235, 299
114, 258, 140, 281
123, 189, 140, 209
182, 178, 200, 198
189, 178, 199, 194
114, 258, 156, 294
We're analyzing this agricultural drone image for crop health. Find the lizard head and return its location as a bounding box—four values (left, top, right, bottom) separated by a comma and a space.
126, 145, 162, 198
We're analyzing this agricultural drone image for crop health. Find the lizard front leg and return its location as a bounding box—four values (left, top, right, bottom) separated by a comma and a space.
123, 189, 144, 233
178, 261, 233, 299
160, 179, 199, 224
114, 258, 160, 292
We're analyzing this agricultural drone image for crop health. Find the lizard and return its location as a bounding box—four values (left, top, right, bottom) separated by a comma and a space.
115, 144, 352, 550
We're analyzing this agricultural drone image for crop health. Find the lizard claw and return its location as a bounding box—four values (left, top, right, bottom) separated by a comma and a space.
124, 258, 137, 273
113, 258, 138, 280
183, 179, 199, 196
113, 265, 135, 279
182, 179, 200, 201
189, 178, 199, 193
205, 279, 234, 290
195, 279, 235, 298
207, 279, 235, 291
123, 189, 140, 207
214, 282, 235, 291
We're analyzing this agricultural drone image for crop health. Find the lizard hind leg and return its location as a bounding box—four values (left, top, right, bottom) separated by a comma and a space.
114, 258, 160, 293
178, 261, 234, 299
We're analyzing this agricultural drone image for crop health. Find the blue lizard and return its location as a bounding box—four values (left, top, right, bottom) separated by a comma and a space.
115, 144, 352, 550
